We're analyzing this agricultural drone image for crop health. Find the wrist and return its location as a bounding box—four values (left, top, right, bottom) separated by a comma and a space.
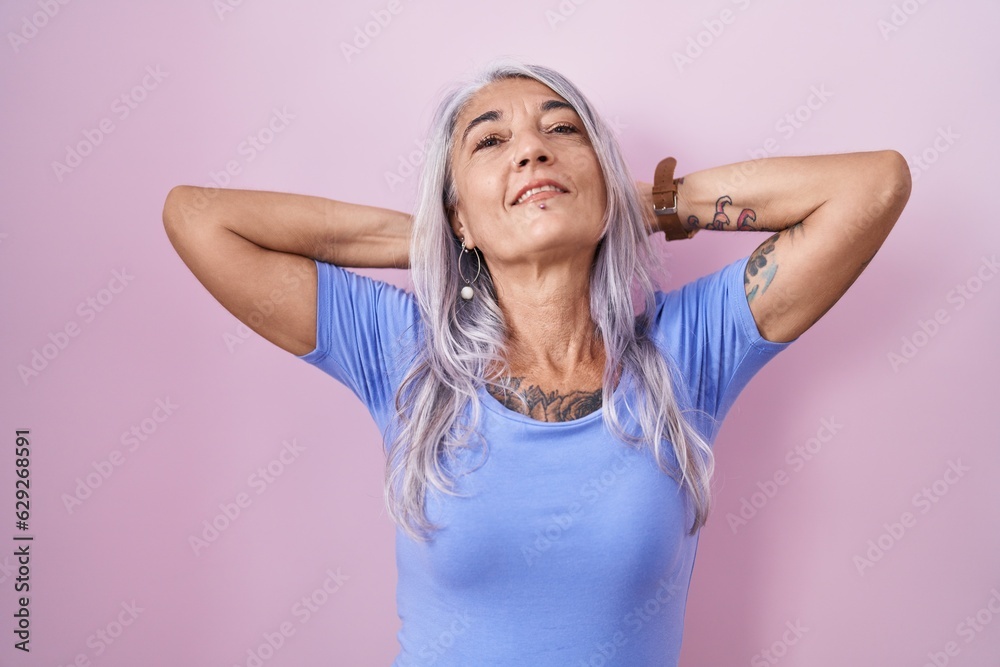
674, 178, 697, 233
653, 157, 698, 241
637, 180, 660, 235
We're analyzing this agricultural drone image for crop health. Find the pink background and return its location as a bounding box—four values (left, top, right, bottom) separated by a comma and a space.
2, 1, 998, 665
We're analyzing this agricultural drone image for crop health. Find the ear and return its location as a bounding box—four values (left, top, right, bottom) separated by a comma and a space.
447, 204, 474, 248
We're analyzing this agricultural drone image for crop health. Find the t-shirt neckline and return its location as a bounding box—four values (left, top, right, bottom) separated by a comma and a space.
476, 368, 631, 427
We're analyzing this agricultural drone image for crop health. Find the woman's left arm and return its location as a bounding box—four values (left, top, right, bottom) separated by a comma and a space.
641, 150, 912, 343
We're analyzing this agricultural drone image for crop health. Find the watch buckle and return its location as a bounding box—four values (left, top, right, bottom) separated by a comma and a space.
653, 190, 677, 216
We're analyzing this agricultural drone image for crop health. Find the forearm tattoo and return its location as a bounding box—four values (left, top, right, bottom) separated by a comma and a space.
705, 195, 758, 231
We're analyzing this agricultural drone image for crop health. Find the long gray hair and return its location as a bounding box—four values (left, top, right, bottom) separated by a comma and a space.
385, 56, 716, 542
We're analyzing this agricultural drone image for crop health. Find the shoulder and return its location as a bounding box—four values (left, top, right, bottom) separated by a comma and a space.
296, 259, 423, 422
651, 255, 789, 349
650, 257, 746, 337
314, 259, 419, 328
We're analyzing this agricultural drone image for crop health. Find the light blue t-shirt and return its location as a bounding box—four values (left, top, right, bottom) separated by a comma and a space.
295, 254, 794, 666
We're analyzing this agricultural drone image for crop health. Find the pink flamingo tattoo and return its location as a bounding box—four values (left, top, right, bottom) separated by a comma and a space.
707, 195, 758, 230
736, 207, 757, 230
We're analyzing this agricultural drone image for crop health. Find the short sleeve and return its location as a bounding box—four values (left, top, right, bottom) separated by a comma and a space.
650, 254, 797, 441
295, 259, 420, 432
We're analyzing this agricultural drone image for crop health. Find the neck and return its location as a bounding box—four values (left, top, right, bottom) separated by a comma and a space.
487, 260, 604, 386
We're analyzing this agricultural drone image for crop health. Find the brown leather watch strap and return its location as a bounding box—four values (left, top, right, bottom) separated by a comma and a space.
653, 156, 697, 241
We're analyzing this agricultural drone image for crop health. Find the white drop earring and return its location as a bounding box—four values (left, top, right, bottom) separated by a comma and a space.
458, 238, 481, 300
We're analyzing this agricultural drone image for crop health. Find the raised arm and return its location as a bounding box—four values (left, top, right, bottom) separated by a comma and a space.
161, 186, 412, 356
641, 150, 911, 343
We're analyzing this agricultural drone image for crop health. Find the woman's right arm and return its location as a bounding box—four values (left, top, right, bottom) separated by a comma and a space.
161, 186, 412, 357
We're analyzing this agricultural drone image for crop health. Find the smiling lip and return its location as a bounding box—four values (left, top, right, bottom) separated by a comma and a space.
519, 189, 565, 206
511, 179, 569, 206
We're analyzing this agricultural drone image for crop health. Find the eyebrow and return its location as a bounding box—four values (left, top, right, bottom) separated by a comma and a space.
459, 99, 577, 148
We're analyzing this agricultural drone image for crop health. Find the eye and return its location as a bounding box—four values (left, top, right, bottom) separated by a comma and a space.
472, 123, 580, 152
474, 133, 501, 151
551, 123, 578, 135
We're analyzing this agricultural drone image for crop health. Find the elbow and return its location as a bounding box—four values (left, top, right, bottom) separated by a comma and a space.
859, 150, 911, 232
162, 185, 198, 232
162, 186, 203, 254
882, 149, 912, 209
162, 185, 184, 230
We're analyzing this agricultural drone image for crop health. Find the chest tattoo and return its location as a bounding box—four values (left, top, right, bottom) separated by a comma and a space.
486, 376, 603, 422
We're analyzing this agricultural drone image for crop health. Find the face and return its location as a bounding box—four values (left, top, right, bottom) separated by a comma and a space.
447, 77, 608, 269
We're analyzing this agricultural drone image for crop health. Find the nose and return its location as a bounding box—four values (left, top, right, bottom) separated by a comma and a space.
511, 128, 551, 167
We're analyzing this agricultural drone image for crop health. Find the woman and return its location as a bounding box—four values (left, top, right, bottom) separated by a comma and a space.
162, 57, 910, 665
